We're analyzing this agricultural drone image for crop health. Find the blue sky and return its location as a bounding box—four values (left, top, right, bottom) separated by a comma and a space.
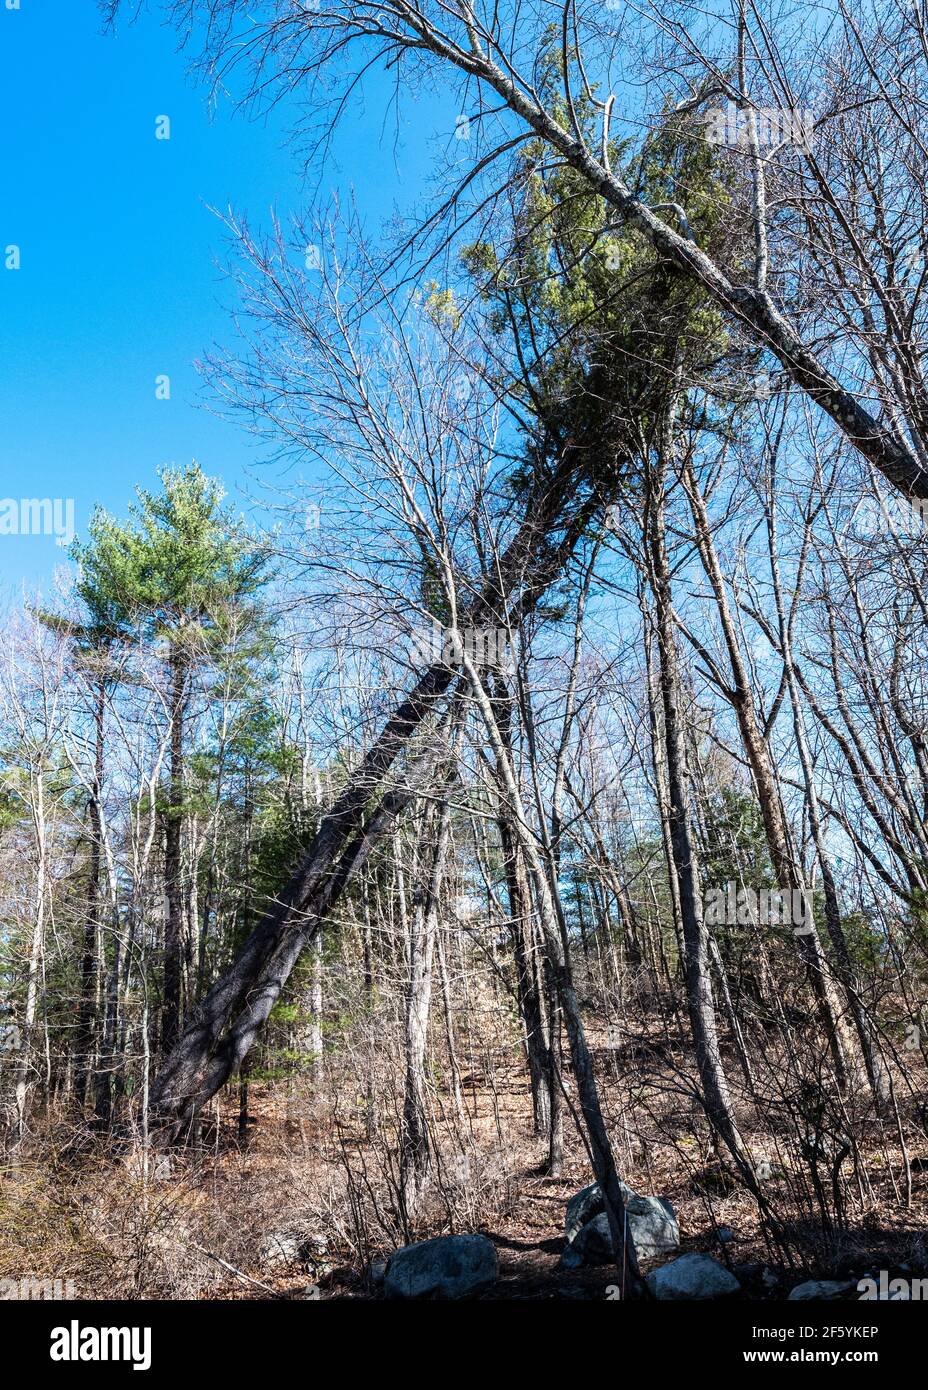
0, 1, 446, 593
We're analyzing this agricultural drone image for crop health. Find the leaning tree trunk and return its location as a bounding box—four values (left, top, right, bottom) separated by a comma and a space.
148, 454, 606, 1134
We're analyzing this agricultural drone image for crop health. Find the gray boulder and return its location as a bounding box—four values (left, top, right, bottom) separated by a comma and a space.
565, 1182, 611, 1244
647, 1253, 741, 1300
259, 1231, 306, 1268
561, 1212, 614, 1269
562, 1182, 679, 1267
259, 1230, 331, 1275
788, 1280, 854, 1301
384, 1234, 498, 1299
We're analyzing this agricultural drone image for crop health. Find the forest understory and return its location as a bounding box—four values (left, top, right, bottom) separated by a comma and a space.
4, 980, 926, 1301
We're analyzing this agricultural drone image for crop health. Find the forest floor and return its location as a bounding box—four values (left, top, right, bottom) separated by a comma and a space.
201, 1149, 925, 1301
3, 1015, 928, 1300
196, 1047, 928, 1301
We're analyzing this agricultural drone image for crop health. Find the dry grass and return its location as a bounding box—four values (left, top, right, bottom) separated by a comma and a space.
2, 999, 927, 1300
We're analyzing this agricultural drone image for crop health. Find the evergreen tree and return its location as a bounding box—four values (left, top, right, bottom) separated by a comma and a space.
71, 463, 272, 1051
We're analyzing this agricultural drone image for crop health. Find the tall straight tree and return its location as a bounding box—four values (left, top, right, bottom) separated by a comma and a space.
72, 464, 271, 1052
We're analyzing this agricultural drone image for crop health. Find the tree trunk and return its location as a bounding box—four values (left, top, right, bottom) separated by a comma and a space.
161, 646, 187, 1052
463, 652, 643, 1294
75, 679, 106, 1113
644, 446, 754, 1186
399, 780, 455, 1220
683, 457, 857, 1092
14, 773, 48, 1145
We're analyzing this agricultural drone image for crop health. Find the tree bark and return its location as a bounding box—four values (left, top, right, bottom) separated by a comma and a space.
161, 646, 188, 1052
643, 444, 754, 1185
75, 678, 106, 1113
399, 773, 455, 1220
